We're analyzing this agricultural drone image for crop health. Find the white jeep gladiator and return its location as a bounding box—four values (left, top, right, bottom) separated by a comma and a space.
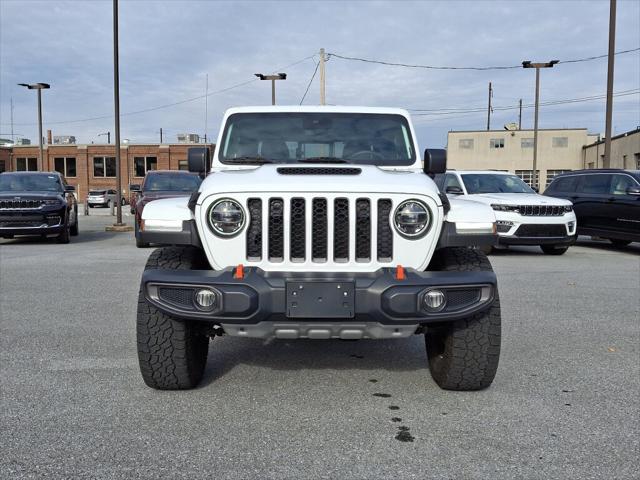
137, 106, 501, 391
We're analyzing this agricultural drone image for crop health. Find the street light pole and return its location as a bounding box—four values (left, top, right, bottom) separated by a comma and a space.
254, 73, 287, 105
112, 0, 123, 225
18, 82, 50, 171
522, 60, 558, 190
98, 132, 111, 144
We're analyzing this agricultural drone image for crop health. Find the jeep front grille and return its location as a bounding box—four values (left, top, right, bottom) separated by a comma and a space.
518, 205, 565, 216
247, 196, 394, 264
0, 199, 45, 210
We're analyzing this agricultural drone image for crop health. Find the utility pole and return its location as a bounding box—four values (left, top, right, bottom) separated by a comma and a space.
522, 60, 558, 190
604, 0, 617, 168
10, 97, 14, 143
486, 82, 493, 130
319, 48, 326, 105
18, 83, 50, 171
160, 127, 163, 143
518, 99, 523, 130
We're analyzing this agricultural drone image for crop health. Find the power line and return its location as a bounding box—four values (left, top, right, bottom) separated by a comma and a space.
4, 55, 316, 126
410, 89, 639, 116
327, 47, 640, 71
300, 60, 320, 105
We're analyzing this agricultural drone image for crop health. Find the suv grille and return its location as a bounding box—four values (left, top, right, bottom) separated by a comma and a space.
0, 199, 45, 210
515, 224, 567, 237
518, 205, 565, 216
247, 196, 394, 264
277, 167, 361, 175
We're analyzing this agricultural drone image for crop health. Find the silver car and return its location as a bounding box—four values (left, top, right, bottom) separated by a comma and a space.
87, 189, 126, 208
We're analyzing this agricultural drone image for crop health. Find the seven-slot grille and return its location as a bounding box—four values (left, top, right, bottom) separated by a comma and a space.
517, 205, 565, 216
514, 224, 567, 237
245, 197, 394, 264
0, 199, 45, 210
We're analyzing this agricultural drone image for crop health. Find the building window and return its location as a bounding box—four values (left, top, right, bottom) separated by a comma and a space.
134, 156, 157, 177
587, 162, 595, 169
93, 157, 117, 177
635, 153, 640, 169
0, 160, 5, 173
515, 169, 540, 188
54, 157, 76, 177
552, 137, 568, 148
490, 138, 504, 149
458, 139, 474, 149
178, 160, 189, 170
545, 169, 572, 188
16, 157, 38, 171
521, 138, 534, 148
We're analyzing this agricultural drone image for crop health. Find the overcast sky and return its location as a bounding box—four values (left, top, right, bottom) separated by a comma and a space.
0, 0, 638, 148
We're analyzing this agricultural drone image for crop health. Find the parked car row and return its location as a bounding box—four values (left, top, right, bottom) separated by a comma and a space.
87, 189, 127, 208
434, 168, 639, 254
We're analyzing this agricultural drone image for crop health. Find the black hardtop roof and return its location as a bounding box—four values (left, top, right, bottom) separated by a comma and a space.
0, 171, 62, 176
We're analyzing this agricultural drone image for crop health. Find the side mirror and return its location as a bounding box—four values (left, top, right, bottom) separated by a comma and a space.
64, 185, 75, 192
445, 186, 463, 195
188, 147, 211, 177
626, 186, 640, 196
129, 184, 141, 192
424, 148, 446, 175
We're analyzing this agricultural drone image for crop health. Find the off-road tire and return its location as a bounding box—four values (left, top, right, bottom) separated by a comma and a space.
540, 245, 569, 255
135, 218, 149, 248
70, 207, 79, 236
609, 239, 631, 247
137, 246, 210, 390
425, 247, 501, 391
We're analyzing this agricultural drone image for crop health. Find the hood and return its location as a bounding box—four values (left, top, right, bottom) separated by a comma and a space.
0, 191, 63, 199
141, 191, 192, 201
200, 164, 439, 197
464, 193, 572, 206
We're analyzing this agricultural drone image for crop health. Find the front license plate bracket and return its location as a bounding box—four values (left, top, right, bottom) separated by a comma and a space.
286, 281, 355, 318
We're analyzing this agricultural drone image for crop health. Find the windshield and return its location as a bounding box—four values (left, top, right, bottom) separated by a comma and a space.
461, 174, 535, 194
0, 173, 63, 193
219, 113, 416, 166
89, 190, 107, 195
143, 174, 201, 192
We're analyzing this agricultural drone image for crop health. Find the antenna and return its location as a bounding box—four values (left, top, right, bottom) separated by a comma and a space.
204, 74, 209, 143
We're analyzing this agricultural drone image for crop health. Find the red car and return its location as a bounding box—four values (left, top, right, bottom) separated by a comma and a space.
133, 170, 201, 247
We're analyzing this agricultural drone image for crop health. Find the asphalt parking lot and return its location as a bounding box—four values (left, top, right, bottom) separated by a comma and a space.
1, 214, 638, 479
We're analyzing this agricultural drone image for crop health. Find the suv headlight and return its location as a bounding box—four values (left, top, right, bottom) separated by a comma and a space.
563, 205, 573, 212
42, 199, 63, 206
208, 199, 245, 236
393, 200, 431, 238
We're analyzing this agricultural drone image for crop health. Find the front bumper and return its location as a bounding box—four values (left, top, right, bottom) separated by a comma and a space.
141, 267, 497, 329
498, 234, 577, 246
0, 208, 65, 236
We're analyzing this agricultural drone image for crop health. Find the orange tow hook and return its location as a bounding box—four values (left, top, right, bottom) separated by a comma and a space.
234, 264, 245, 279
395, 265, 406, 281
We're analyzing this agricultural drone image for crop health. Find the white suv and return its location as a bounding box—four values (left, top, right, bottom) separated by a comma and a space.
436, 170, 576, 255
136, 106, 503, 392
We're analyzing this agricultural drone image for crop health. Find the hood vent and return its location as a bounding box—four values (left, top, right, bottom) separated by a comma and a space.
277, 167, 362, 176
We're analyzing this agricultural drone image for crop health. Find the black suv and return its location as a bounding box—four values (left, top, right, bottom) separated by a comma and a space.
0, 171, 79, 243
544, 169, 640, 246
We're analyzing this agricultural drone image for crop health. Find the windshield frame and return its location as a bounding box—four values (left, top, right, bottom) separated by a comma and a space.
0, 173, 64, 193
460, 173, 536, 194
217, 112, 417, 167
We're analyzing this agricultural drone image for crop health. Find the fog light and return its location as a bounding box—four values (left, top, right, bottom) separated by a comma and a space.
568, 221, 575, 232
194, 289, 217, 309
423, 290, 446, 312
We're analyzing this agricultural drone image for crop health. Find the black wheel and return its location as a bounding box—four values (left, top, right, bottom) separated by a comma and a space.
88, 204, 94, 209
540, 245, 569, 255
70, 207, 79, 236
609, 239, 631, 247
56, 215, 70, 244
135, 218, 149, 248
425, 247, 501, 391
137, 247, 211, 390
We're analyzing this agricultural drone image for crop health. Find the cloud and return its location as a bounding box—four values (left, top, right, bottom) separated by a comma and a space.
1, 0, 638, 148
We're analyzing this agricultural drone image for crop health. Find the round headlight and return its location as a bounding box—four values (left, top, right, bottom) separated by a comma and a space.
394, 200, 431, 238
208, 199, 245, 236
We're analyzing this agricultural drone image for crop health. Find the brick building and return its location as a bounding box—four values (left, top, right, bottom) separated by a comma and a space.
3, 143, 214, 201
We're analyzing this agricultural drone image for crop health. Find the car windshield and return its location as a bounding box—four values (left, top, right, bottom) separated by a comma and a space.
461, 174, 535, 194
219, 112, 416, 166
143, 174, 201, 192
89, 190, 106, 195
0, 173, 63, 192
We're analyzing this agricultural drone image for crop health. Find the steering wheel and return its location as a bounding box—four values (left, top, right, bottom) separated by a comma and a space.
345, 150, 385, 161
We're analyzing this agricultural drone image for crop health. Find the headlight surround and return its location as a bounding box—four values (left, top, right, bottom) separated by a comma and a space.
207, 198, 245, 237
393, 200, 431, 238
563, 205, 573, 212
41, 198, 63, 206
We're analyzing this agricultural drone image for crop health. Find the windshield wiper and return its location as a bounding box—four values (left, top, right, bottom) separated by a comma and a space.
224, 156, 275, 164
298, 157, 348, 164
